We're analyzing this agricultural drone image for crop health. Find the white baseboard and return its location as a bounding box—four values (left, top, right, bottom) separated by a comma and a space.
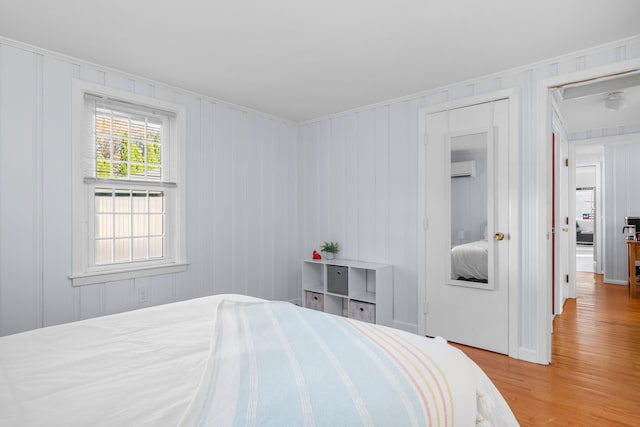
517, 347, 545, 364
603, 278, 627, 286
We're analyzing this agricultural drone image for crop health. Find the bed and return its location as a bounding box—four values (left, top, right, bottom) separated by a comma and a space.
451, 240, 489, 282
0, 294, 518, 426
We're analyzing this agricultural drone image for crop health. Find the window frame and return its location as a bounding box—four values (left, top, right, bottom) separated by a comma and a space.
71, 80, 188, 286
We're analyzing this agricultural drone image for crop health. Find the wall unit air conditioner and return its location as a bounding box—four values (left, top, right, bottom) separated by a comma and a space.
451, 160, 476, 178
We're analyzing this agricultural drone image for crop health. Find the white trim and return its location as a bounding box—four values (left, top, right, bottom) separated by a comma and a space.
71, 80, 188, 285
417, 88, 520, 359
535, 57, 640, 365
603, 279, 627, 286
70, 263, 189, 287
571, 132, 640, 146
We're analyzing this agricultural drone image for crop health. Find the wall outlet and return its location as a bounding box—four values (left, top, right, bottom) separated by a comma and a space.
137, 283, 150, 304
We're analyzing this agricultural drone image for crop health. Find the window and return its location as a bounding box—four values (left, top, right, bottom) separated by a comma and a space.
71, 81, 187, 286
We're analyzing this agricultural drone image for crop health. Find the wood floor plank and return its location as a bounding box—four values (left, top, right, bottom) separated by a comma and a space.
453, 273, 640, 426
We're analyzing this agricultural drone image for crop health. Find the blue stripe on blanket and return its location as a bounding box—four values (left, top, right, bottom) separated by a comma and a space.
186, 300, 452, 426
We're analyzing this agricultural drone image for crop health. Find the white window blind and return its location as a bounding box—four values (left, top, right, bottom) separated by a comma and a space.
83, 94, 177, 183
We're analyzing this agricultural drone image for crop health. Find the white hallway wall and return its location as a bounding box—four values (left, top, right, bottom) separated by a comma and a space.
604, 135, 640, 283
299, 36, 640, 355
0, 41, 299, 336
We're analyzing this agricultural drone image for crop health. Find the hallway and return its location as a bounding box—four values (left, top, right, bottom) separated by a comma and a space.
455, 273, 640, 426
576, 244, 595, 273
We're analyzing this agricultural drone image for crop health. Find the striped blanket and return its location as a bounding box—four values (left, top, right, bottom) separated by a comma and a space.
179, 300, 517, 426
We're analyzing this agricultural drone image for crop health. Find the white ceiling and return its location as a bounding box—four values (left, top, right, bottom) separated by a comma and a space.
556, 76, 640, 134
1, 0, 640, 122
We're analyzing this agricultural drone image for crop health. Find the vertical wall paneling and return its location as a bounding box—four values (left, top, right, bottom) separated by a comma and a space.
317, 121, 331, 251
199, 101, 215, 297
301, 123, 318, 255
388, 101, 411, 326
42, 56, 75, 327
212, 104, 234, 295
328, 117, 346, 255
1, 35, 640, 356
260, 118, 275, 299
344, 114, 359, 260
0, 40, 300, 336
0, 46, 38, 335
104, 279, 133, 315
176, 93, 202, 301
231, 110, 248, 296
277, 123, 298, 301
104, 73, 131, 92
34, 53, 44, 329
79, 284, 102, 320
245, 114, 263, 298
604, 140, 640, 284
150, 274, 177, 306
356, 110, 376, 262
374, 106, 390, 263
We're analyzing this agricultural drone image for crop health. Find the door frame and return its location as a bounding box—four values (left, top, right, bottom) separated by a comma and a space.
417, 88, 520, 359
535, 58, 640, 364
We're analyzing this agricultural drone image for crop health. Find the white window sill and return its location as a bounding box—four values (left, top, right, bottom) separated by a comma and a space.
70, 262, 189, 286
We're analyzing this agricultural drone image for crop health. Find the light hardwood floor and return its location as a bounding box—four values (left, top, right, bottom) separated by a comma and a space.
454, 273, 640, 426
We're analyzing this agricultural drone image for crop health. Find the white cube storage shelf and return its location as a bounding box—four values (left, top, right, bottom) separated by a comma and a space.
302, 259, 392, 326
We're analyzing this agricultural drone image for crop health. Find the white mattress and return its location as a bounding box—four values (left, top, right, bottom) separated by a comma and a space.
0, 294, 518, 426
451, 240, 489, 281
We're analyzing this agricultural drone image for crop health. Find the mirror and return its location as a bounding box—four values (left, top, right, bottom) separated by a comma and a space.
449, 132, 489, 286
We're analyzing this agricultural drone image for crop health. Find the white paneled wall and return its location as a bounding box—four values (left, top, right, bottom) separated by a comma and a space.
604, 137, 640, 283
0, 42, 299, 336
300, 37, 640, 354
2, 35, 640, 362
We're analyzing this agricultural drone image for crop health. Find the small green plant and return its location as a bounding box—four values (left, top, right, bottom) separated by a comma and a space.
320, 241, 339, 254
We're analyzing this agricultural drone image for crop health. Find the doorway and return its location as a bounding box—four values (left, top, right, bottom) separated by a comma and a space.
537, 59, 640, 364
417, 90, 519, 357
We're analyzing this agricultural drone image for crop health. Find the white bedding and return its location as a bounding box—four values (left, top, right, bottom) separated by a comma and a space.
451, 240, 489, 281
0, 294, 518, 426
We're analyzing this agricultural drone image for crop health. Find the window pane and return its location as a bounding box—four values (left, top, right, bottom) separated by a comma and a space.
130, 120, 146, 144
95, 239, 113, 265
114, 214, 131, 238
149, 236, 163, 258
132, 237, 148, 260
148, 142, 161, 166
132, 191, 147, 213
95, 214, 113, 238
132, 214, 147, 237
95, 189, 112, 213
149, 214, 163, 235
114, 238, 130, 263
149, 192, 163, 213
93, 188, 165, 265
93, 107, 162, 182
114, 191, 130, 211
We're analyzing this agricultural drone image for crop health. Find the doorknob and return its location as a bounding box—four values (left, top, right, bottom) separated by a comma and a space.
494, 232, 505, 241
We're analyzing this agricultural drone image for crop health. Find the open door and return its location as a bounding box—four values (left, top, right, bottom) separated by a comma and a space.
423, 99, 510, 354
553, 132, 571, 314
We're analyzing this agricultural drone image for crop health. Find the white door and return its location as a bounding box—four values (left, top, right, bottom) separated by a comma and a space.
423, 99, 510, 354
555, 132, 570, 314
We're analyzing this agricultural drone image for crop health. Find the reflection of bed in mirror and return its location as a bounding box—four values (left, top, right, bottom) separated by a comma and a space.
451, 240, 488, 282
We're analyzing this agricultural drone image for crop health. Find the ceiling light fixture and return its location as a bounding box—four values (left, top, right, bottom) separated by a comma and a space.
604, 91, 627, 110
